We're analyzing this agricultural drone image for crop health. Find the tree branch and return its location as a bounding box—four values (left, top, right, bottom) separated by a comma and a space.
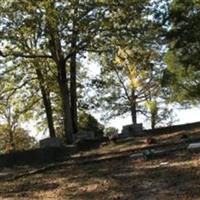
0, 51, 52, 59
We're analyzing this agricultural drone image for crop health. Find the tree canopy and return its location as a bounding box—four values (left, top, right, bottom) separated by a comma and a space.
163, 0, 200, 104
0, 0, 198, 147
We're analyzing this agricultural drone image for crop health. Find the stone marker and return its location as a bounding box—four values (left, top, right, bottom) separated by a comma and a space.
129, 152, 143, 159
159, 162, 169, 166
187, 143, 200, 152
121, 123, 143, 137
40, 137, 63, 148
75, 131, 95, 141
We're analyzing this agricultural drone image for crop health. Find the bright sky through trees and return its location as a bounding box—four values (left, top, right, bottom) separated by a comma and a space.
1, 0, 200, 142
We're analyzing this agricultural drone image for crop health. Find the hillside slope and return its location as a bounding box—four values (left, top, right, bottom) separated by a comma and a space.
1, 123, 200, 200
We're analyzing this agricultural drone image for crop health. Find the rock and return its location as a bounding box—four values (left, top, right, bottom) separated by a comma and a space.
187, 143, 200, 152
129, 152, 143, 159
159, 162, 169, 166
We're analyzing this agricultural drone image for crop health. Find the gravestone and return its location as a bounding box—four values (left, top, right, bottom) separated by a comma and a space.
187, 143, 200, 152
74, 131, 103, 151
40, 137, 63, 148
75, 131, 95, 141
121, 123, 143, 137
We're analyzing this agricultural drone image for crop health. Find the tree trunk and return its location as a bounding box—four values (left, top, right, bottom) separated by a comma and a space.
131, 89, 137, 125
6, 107, 15, 151
46, 4, 74, 143
151, 114, 156, 129
70, 31, 78, 134
8, 129, 15, 151
70, 53, 78, 134
151, 109, 157, 129
58, 59, 74, 144
35, 68, 56, 138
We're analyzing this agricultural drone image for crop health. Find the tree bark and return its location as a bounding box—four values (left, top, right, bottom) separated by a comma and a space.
8, 129, 15, 151
70, 30, 78, 134
151, 112, 156, 129
131, 89, 137, 125
35, 68, 56, 138
151, 121, 155, 129
58, 59, 74, 144
6, 107, 15, 151
46, 3, 74, 143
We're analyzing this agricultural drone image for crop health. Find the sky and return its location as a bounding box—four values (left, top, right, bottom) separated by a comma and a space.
85, 58, 200, 132
108, 106, 200, 132
26, 105, 200, 140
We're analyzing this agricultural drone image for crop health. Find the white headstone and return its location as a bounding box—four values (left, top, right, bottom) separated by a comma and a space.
187, 143, 200, 152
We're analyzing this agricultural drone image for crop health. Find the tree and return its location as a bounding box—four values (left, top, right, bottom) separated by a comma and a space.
0, 124, 37, 153
91, 44, 162, 126
78, 110, 104, 138
163, 0, 200, 104
0, 68, 40, 150
145, 100, 177, 129
34, 60, 56, 138
104, 127, 118, 137
0, 0, 166, 143
0, 94, 37, 152
167, 0, 200, 68
0, 0, 122, 143
84, 0, 168, 126
0, 51, 57, 139
0, 103, 19, 151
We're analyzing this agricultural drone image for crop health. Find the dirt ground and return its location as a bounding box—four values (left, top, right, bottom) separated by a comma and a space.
1, 127, 200, 200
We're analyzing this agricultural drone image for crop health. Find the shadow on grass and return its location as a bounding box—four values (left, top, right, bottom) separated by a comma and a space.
0, 152, 200, 200
57, 156, 200, 200
0, 182, 59, 198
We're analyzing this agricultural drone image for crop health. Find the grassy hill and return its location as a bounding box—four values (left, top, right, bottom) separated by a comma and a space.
1, 122, 200, 200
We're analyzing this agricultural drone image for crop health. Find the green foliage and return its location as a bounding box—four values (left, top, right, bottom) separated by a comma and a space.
104, 127, 118, 137
164, 0, 200, 104
1, 0, 148, 140
78, 111, 104, 138
145, 100, 177, 128
0, 124, 37, 153
146, 100, 158, 129
0, 0, 193, 141
90, 37, 163, 124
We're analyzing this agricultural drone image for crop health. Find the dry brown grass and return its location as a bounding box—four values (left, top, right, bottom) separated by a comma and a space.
1, 127, 200, 199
